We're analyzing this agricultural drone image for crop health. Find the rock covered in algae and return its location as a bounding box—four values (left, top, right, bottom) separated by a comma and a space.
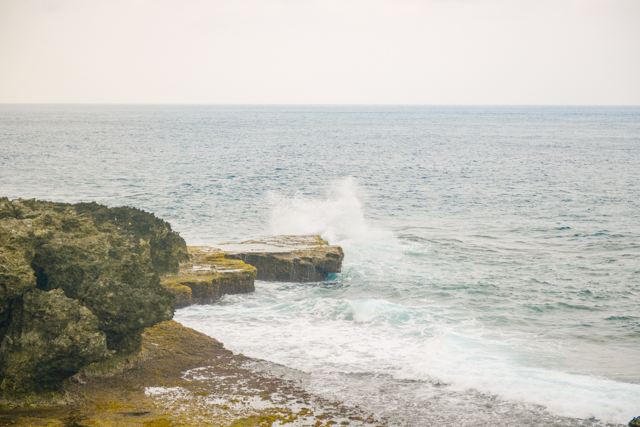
162, 246, 257, 308
160, 237, 343, 309
71, 202, 189, 275
218, 235, 344, 282
0, 197, 188, 397
0, 288, 109, 395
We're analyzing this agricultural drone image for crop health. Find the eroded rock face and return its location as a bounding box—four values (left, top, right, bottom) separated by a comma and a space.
71, 202, 189, 275
0, 198, 188, 397
0, 289, 109, 395
219, 236, 344, 282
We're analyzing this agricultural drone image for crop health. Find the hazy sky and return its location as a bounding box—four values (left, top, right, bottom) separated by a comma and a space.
1, 0, 639, 104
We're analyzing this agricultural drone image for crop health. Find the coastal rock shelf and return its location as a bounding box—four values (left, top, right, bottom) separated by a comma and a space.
0, 196, 344, 406
161, 236, 344, 307
218, 235, 344, 282
161, 246, 257, 308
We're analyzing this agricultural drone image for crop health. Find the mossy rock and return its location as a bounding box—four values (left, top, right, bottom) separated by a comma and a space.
160, 247, 257, 307
0, 198, 188, 398
228, 415, 262, 426
162, 273, 221, 305
0, 288, 109, 395
71, 202, 189, 275
219, 236, 344, 282
142, 417, 178, 427
161, 280, 193, 309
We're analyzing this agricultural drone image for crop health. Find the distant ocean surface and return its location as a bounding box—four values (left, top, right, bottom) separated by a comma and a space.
1, 105, 639, 425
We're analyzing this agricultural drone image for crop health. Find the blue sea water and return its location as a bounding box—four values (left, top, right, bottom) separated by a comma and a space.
1, 105, 639, 425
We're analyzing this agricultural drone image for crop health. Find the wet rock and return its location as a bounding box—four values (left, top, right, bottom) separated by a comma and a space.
160, 237, 343, 308
0, 198, 187, 397
161, 247, 256, 307
219, 235, 344, 282
162, 280, 193, 308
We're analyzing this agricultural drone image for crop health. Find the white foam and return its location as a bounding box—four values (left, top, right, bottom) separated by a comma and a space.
410, 331, 640, 424
177, 294, 640, 425
351, 298, 394, 323
175, 176, 640, 425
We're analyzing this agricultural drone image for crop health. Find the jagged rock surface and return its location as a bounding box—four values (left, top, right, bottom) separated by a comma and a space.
0, 198, 188, 397
0, 288, 109, 395
220, 235, 344, 282
71, 202, 189, 275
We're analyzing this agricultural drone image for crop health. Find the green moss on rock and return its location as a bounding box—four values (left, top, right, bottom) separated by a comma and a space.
0, 198, 188, 398
161, 247, 257, 307
0, 289, 109, 395
161, 280, 193, 309
221, 236, 344, 282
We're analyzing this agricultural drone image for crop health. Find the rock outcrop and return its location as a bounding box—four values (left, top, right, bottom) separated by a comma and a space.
0, 197, 343, 398
0, 198, 188, 397
162, 246, 257, 308
219, 235, 344, 282
0, 288, 109, 395
160, 236, 344, 308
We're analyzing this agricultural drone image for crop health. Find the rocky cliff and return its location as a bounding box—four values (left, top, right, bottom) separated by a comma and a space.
0, 198, 188, 398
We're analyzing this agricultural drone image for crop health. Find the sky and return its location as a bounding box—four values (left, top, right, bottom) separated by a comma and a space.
0, 0, 639, 105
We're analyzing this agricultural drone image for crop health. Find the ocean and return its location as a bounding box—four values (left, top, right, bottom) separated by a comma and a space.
1, 104, 639, 425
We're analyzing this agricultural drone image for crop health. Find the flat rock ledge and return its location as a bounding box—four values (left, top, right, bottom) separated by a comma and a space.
162, 236, 344, 308
218, 235, 344, 282
162, 247, 257, 308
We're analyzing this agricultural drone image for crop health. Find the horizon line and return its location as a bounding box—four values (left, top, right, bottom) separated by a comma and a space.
1, 103, 639, 107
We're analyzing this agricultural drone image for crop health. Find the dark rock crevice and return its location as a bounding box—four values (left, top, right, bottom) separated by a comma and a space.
30, 260, 48, 291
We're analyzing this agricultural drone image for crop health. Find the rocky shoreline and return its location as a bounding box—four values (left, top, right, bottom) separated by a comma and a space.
161, 236, 344, 309
0, 198, 374, 427
0, 320, 384, 426
6, 199, 636, 427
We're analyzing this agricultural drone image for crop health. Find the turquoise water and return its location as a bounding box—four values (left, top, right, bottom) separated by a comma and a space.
1, 105, 639, 425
